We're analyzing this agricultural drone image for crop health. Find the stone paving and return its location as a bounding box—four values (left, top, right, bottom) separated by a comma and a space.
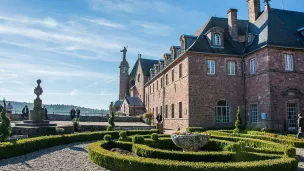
297, 148, 304, 171
0, 142, 106, 171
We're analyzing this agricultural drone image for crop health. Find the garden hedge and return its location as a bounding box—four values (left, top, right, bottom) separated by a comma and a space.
0, 129, 158, 159
209, 130, 304, 148
186, 127, 234, 132
88, 141, 298, 171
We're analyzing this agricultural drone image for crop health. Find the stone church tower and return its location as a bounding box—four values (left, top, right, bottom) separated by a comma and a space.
119, 46, 129, 100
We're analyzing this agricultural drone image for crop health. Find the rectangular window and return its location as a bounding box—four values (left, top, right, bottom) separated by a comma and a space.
179, 64, 182, 78
153, 108, 154, 115
166, 74, 168, 85
161, 78, 163, 88
153, 83, 154, 92
156, 107, 158, 115
287, 103, 297, 130
207, 60, 215, 75
150, 86, 151, 93
160, 106, 163, 116
251, 104, 258, 123
157, 80, 159, 90
172, 69, 174, 82
165, 105, 168, 118
179, 102, 182, 118
227, 61, 236, 75
250, 58, 256, 74
285, 54, 294, 71
171, 104, 174, 118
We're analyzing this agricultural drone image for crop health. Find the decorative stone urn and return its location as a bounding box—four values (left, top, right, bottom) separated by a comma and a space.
171, 134, 210, 152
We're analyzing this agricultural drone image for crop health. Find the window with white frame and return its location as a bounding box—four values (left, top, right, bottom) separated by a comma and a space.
215, 100, 230, 123
285, 54, 294, 71
227, 61, 236, 75
250, 58, 256, 74
207, 60, 215, 75
251, 104, 258, 123
214, 34, 221, 46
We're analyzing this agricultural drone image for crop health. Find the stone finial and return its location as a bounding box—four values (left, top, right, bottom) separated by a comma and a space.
34, 79, 43, 98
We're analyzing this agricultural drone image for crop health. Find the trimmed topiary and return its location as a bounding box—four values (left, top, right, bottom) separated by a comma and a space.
0, 99, 11, 142
151, 133, 158, 141
104, 134, 112, 142
233, 106, 242, 133
108, 107, 115, 129
106, 126, 113, 131
132, 135, 144, 144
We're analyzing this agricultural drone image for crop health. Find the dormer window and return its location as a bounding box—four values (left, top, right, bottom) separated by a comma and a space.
214, 34, 221, 46
206, 27, 224, 48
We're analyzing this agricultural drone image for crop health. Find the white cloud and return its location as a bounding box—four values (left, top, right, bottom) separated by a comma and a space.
87, 82, 99, 88
83, 18, 125, 29
43, 17, 58, 28
70, 89, 79, 96
135, 21, 173, 36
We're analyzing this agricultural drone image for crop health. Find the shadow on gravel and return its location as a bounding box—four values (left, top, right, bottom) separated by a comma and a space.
0, 142, 91, 167
297, 154, 304, 171
69, 146, 88, 153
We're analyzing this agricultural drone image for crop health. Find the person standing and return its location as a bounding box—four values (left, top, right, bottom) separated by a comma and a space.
0, 104, 3, 113
70, 107, 76, 120
76, 108, 81, 119
43, 105, 49, 120
22, 105, 29, 120
6, 102, 13, 119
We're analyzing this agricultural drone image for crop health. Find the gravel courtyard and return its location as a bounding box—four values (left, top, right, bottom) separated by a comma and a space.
0, 142, 106, 171
0, 141, 303, 171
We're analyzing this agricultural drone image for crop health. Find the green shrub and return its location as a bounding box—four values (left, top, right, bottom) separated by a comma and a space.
186, 127, 205, 132
151, 133, 158, 141
108, 108, 115, 128
284, 147, 296, 158
88, 141, 298, 171
106, 126, 113, 131
133, 143, 235, 162
132, 135, 144, 144
0, 99, 11, 142
72, 118, 80, 132
245, 147, 284, 155
0, 129, 155, 159
126, 129, 158, 136
104, 134, 112, 142
55, 128, 65, 135
186, 127, 234, 132
233, 106, 242, 133
144, 138, 178, 149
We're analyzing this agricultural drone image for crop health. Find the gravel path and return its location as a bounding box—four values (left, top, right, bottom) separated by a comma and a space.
297, 148, 304, 171
0, 142, 106, 171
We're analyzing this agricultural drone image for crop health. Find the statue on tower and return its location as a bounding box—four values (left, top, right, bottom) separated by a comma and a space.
120, 46, 128, 61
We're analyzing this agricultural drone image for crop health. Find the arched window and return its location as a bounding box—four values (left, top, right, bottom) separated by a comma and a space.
137, 74, 141, 82
214, 34, 221, 46
215, 100, 230, 123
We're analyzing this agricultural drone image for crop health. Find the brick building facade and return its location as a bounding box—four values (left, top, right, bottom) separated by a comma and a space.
113, 0, 304, 132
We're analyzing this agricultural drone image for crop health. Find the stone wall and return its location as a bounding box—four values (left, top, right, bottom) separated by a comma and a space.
187, 52, 243, 128
145, 55, 190, 131
246, 47, 304, 131
11, 114, 142, 122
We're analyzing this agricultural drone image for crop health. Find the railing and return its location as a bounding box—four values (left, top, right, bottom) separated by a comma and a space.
12, 111, 108, 117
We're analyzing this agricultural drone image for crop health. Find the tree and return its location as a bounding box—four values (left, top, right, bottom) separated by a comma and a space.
0, 99, 11, 142
107, 107, 115, 131
233, 106, 242, 133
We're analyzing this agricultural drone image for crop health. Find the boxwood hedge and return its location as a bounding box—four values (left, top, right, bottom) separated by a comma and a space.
0, 129, 158, 159
88, 141, 298, 171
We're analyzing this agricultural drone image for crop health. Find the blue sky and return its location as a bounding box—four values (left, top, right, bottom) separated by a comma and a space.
0, 0, 303, 109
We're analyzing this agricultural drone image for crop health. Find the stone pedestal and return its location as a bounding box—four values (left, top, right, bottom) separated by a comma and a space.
157, 123, 164, 134
11, 79, 58, 137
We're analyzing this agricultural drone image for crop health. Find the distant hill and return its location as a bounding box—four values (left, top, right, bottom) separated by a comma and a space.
4, 101, 109, 115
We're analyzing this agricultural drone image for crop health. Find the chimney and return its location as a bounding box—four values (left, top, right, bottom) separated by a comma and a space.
247, 0, 261, 23
227, 8, 239, 41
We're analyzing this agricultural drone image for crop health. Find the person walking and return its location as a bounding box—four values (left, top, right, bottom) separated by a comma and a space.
22, 105, 29, 120
76, 108, 81, 119
70, 107, 76, 120
6, 102, 13, 119
43, 105, 49, 120
0, 104, 3, 113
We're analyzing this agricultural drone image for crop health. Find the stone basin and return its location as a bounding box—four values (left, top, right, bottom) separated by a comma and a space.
171, 134, 210, 152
